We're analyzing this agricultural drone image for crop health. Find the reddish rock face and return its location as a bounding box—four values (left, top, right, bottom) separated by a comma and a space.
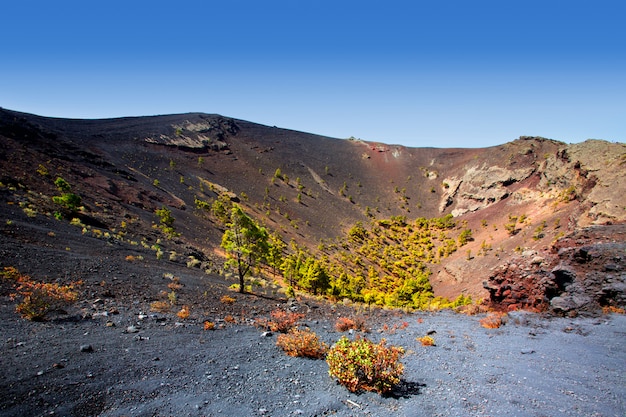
484, 224, 626, 315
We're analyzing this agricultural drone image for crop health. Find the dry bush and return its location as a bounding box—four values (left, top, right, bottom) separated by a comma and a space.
335, 317, 356, 332
457, 304, 481, 316
177, 305, 190, 320
326, 336, 404, 394
125, 255, 136, 262
150, 300, 170, 313
2, 267, 81, 321
602, 305, 625, 314
276, 328, 328, 359
1, 266, 21, 281
167, 277, 183, 291
334, 316, 369, 332
480, 312, 507, 329
256, 309, 304, 333
382, 321, 409, 334
203, 321, 216, 330
220, 295, 236, 305
224, 314, 236, 323
417, 335, 436, 346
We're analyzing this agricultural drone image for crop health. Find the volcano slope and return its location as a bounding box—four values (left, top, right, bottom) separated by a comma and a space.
0, 108, 625, 416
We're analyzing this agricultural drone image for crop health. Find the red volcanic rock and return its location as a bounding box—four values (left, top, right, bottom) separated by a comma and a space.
485, 224, 626, 315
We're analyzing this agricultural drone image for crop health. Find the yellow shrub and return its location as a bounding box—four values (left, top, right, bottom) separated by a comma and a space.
417, 335, 435, 346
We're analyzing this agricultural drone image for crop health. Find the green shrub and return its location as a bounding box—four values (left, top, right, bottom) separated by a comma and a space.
458, 228, 473, 246
52, 177, 81, 211
155, 206, 179, 238
326, 336, 404, 394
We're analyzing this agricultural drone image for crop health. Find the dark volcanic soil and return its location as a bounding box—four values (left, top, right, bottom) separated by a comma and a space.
1, 193, 625, 417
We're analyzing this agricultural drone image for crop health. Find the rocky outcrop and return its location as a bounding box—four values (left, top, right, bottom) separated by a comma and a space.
441, 165, 535, 216
484, 224, 626, 315
538, 140, 626, 226
144, 116, 237, 151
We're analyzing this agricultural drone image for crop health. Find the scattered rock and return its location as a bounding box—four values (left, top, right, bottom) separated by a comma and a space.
125, 325, 139, 333
80, 344, 94, 353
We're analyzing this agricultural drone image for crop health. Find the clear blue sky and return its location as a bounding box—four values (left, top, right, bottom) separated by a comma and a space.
2, 0, 624, 148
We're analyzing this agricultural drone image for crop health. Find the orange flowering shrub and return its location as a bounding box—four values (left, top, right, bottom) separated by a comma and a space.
220, 295, 236, 304
167, 278, 183, 291
326, 336, 404, 394
3, 267, 81, 321
276, 328, 328, 359
150, 300, 170, 312
177, 305, 190, 320
602, 306, 625, 314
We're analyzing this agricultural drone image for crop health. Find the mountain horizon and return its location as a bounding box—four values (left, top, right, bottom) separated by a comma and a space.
1, 106, 624, 313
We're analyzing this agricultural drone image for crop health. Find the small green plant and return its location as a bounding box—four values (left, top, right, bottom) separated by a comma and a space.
186, 256, 201, 268
504, 214, 520, 236
285, 286, 295, 298
276, 328, 328, 359
155, 206, 179, 238
533, 221, 547, 240
458, 228, 473, 246
326, 336, 404, 394
36, 164, 49, 177
558, 185, 577, 202
167, 290, 177, 305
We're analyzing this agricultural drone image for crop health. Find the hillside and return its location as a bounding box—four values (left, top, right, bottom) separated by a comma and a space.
1, 107, 625, 314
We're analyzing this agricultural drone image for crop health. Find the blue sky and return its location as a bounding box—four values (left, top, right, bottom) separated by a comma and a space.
2, 1, 624, 148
